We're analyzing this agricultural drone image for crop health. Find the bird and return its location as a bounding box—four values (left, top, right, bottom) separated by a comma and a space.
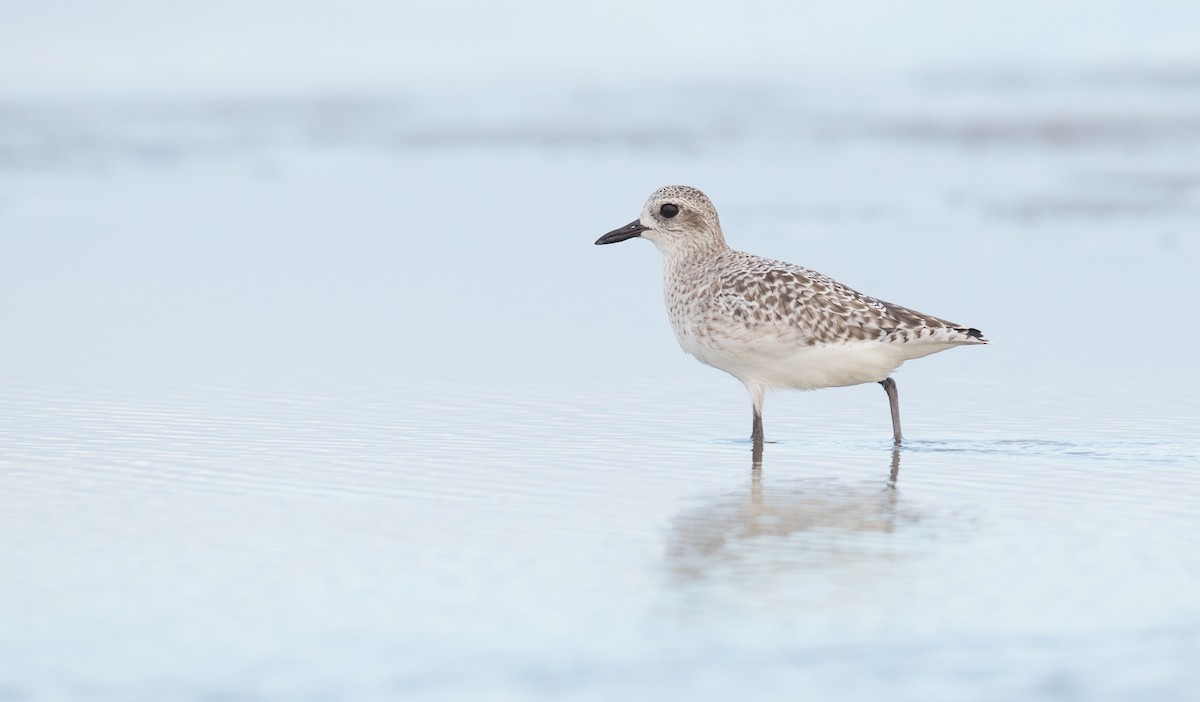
595, 185, 986, 453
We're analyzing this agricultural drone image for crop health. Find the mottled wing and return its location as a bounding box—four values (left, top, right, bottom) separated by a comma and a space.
724, 254, 987, 346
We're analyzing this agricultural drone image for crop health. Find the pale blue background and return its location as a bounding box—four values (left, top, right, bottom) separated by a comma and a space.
2, 2, 1199, 700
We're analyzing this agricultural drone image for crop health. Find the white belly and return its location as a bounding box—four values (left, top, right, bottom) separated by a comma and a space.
679, 334, 957, 391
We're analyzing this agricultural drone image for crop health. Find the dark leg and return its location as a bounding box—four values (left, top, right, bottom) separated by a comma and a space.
751, 408, 764, 465
879, 377, 902, 445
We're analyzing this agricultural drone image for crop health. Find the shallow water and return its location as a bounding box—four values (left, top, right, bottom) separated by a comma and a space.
2, 71, 1200, 701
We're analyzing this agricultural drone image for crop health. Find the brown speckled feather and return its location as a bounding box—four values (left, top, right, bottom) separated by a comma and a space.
704, 251, 986, 346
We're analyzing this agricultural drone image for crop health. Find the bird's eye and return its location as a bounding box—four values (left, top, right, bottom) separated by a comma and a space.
660, 203, 679, 218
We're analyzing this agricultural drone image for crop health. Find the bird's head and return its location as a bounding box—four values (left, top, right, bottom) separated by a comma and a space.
595, 185, 726, 255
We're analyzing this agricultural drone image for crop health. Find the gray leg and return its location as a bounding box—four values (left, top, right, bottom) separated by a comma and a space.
879, 377, 903, 445
751, 408, 764, 465
745, 383, 766, 465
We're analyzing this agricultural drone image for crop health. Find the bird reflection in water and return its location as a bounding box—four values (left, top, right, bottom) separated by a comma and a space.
666, 448, 911, 580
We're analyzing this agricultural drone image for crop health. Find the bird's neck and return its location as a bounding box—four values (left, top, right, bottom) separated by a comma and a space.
660, 242, 729, 285
654, 235, 729, 268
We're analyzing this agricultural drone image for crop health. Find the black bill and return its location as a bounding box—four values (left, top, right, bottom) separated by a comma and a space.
595, 219, 647, 245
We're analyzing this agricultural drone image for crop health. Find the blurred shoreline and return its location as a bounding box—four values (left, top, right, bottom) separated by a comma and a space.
4, 65, 1200, 175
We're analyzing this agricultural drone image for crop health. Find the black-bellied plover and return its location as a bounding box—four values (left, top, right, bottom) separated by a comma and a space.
596, 185, 986, 453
